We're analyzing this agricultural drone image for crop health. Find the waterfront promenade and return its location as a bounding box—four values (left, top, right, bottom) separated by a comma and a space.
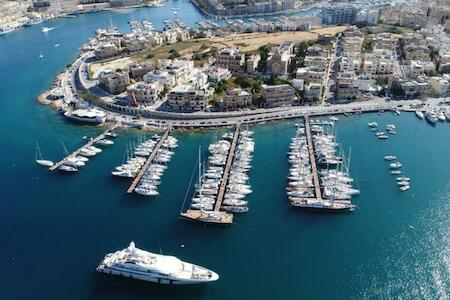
49, 46, 429, 130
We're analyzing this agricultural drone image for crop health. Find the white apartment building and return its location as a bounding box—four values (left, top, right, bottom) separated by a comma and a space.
363, 49, 396, 76
127, 81, 164, 104
296, 66, 325, 85
409, 60, 436, 77
167, 85, 212, 111
143, 70, 176, 87
340, 55, 361, 73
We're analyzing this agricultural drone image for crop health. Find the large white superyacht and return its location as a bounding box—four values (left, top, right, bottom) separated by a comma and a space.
96, 242, 219, 284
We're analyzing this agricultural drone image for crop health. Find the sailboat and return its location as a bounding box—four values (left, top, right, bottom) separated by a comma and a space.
35, 142, 54, 167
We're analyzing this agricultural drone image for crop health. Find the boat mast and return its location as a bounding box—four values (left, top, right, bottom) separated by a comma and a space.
198, 146, 201, 188
35, 141, 41, 161
347, 147, 352, 175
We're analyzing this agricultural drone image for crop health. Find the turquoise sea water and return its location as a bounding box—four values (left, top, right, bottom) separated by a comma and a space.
0, 2, 449, 299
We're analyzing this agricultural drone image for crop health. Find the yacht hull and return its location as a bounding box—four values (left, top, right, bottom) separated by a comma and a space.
97, 267, 216, 285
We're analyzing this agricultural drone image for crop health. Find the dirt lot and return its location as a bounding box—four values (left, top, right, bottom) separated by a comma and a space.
88, 26, 347, 76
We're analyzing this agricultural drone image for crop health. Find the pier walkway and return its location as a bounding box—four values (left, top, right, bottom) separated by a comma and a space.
49, 123, 119, 171
304, 116, 322, 200
214, 123, 241, 211
126, 127, 171, 194
180, 124, 241, 224
289, 117, 353, 210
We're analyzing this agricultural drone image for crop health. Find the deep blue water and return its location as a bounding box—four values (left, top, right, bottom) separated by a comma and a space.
0, 2, 449, 299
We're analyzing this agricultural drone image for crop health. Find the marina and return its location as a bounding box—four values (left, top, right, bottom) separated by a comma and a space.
180, 123, 252, 224
1, 2, 450, 299
126, 128, 175, 195
288, 117, 356, 211
48, 123, 120, 172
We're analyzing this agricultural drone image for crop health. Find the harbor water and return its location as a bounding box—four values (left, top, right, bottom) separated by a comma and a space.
0, 2, 449, 299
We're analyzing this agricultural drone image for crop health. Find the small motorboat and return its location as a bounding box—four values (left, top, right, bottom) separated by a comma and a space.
390, 162, 402, 169
59, 165, 78, 172
399, 185, 410, 192
96, 139, 114, 146
384, 155, 397, 161
105, 132, 118, 138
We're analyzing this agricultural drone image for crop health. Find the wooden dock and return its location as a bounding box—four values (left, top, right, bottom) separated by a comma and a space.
289, 117, 354, 211
180, 124, 241, 224
180, 210, 233, 224
214, 123, 241, 211
126, 127, 171, 194
304, 116, 322, 199
49, 123, 120, 171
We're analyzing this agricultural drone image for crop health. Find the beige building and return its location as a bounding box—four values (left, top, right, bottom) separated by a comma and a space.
304, 56, 329, 68
167, 85, 212, 111
409, 60, 436, 77
363, 49, 396, 76
429, 76, 450, 96
98, 69, 130, 94
404, 44, 431, 62
266, 41, 295, 75
372, 34, 396, 51
336, 72, 359, 100
223, 88, 252, 109
129, 61, 155, 79
94, 43, 120, 60
246, 54, 261, 73
303, 83, 322, 102
304, 45, 329, 69
296, 66, 325, 85
127, 81, 164, 104
215, 48, 245, 72
395, 78, 432, 97
340, 55, 361, 73
261, 84, 297, 107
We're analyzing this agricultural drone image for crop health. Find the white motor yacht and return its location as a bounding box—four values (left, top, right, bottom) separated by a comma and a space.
96, 139, 114, 146
59, 165, 78, 172
97, 242, 219, 284
64, 109, 106, 124
415, 111, 424, 119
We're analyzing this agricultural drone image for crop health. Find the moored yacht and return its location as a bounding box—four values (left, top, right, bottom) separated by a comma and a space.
35, 142, 54, 167
384, 155, 396, 161
415, 111, 424, 119
425, 111, 438, 124
64, 109, 106, 124
97, 242, 219, 284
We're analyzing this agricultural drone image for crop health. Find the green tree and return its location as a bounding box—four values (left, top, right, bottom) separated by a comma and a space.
168, 49, 180, 59
375, 76, 389, 87
362, 36, 373, 51
257, 45, 272, 73
213, 79, 229, 95
235, 76, 253, 89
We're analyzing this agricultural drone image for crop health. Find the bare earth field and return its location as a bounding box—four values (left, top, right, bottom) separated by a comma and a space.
88, 26, 347, 76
